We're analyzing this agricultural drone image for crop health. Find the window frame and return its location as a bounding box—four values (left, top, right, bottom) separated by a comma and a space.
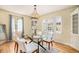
71, 8, 79, 35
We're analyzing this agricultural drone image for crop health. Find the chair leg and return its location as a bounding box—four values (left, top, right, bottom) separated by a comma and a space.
42, 41, 43, 46
50, 41, 53, 46
48, 43, 50, 50
20, 50, 26, 53
51, 41, 53, 47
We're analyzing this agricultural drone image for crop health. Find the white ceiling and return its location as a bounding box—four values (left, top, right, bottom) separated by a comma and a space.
0, 5, 73, 16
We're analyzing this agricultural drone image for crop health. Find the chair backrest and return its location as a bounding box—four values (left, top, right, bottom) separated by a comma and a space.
42, 31, 53, 41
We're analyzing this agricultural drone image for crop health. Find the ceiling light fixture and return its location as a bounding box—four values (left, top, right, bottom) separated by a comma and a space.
31, 5, 39, 19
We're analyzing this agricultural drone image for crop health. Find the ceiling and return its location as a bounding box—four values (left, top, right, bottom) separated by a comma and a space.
0, 5, 74, 16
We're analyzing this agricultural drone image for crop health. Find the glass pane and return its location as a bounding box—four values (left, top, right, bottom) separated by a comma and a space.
17, 19, 23, 32
72, 14, 78, 34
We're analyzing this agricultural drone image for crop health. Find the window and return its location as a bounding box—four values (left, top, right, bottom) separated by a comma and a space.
72, 14, 78, 34
71, 8, 79, 34
17, 18, 24, 38
9, 15, 24, 40
17, 19, 23, 32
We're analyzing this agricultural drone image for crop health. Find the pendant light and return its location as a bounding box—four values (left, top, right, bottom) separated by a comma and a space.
31, 5, 39, 19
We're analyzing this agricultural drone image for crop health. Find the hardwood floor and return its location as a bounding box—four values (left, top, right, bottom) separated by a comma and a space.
53, 41, 79, 53
0, 40, 79, 53
24, 40, 79, 53
0, 41, 18, 53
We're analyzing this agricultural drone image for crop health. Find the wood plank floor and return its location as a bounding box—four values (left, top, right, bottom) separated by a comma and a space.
25, 40, 79, 53
0, 41, 16, 53
0, 40, 79, 53
53, 41, 79, 53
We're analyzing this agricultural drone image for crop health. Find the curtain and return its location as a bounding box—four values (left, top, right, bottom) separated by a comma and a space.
22, 17, 24, 38
9, 15, 12, 40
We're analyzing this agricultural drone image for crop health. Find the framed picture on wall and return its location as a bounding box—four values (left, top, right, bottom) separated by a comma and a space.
55, 16, 62, 34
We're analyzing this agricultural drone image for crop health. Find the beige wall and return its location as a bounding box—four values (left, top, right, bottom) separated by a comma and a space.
24, 16, 32, 36
38, 6, 79, 50
0, 9, 10, 36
